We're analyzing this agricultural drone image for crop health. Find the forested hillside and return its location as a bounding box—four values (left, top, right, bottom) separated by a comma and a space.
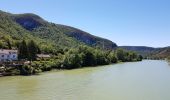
119, 46, 170, 59
0, 10, 117, 53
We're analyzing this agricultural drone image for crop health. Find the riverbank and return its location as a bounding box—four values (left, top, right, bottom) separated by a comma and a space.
0, 47, 143, 77
0, 59, 142, 77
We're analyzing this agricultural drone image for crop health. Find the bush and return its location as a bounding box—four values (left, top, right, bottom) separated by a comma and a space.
62, 49, 83, 69
116, 49, 126, 62
108, 52, 118, 63
19, 65, 34, 75
137, 55, 143, 61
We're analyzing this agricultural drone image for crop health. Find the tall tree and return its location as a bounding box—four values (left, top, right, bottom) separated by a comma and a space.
18, 40, 29, 60
27, 40, 38, 61
116, 49, 125, 62
7, 39, 12, 49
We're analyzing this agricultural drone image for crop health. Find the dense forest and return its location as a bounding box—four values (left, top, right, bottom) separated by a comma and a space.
0, 10, 117, 53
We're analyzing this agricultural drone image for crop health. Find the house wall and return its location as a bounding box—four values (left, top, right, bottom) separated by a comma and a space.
9, 52, 18, 61
0, 54, 8, 61
0, 52, 18, 62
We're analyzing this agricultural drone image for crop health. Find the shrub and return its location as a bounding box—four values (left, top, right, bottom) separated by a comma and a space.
19, 65, 34, 75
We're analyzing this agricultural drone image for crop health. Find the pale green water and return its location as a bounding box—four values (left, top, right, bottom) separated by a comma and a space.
0, 60, 170, 100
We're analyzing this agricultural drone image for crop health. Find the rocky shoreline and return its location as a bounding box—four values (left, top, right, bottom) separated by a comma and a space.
0, 66, 20, 77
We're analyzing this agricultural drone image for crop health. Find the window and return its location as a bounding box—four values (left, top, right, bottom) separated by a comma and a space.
1, 55, 4, 57
13, 55, 15, 58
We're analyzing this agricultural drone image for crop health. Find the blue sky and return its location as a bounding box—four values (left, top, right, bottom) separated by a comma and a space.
0, 0, 169, 47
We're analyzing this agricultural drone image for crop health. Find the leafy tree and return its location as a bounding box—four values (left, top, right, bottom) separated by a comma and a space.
18, 40, 29, 60
37, 46, 41, 54
28, 40, 39, 61
108, 52, 118, 63
0, 40, 4, 48
6, 39, 12, 49
82, 48, 96, 66
62, 49, 83, 69
137, 55, 143, 61
128, 52, 134, 61
116, 49, 125, 62
95, 50, 109, 65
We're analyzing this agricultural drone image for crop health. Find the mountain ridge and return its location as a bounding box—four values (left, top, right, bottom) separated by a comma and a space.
0, 10, 117, 52
119, 46, 170, 58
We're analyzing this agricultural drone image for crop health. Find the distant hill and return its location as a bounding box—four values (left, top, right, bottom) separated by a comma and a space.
151, 47, 170, 58
119, 46, 170, 58
119, 46, 156, 57
0, 10, 117, 53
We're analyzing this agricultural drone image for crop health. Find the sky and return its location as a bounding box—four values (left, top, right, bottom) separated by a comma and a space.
0, 0, 169, 47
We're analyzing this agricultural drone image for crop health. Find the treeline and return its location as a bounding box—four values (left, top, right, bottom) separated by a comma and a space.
0, 39, 143, 75
61, 46, 143, 69
19, 46, 143, 75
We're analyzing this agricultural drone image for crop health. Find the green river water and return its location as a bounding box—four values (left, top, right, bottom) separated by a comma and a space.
0, 60, 170, 100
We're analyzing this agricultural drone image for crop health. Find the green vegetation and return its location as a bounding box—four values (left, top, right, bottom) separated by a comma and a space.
18, 40, 40, 60
16, 46, 142, 75
0, 10, 142, 76
0, 10, 117, 53
27, 40, 41, 60
119, 46, 170, 60
0, 42, 142, 76
18, 40, 29, 59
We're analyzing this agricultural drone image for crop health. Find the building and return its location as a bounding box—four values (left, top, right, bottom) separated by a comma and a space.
36, 54, 51, 60
0, 49, 18, 62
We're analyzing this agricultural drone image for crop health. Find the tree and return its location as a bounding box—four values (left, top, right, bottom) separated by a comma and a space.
62, 49, 83, 69
6, 39, 12, 49
18, 40, 29, 60
108, 52, 118, 63
82, 48, 96, 66
95, 50, 110, 65
132, 52, 137, 60
27, 40, 39, 61
37, 46, 41, 54
116, 49, 125, 62
0, 40, 4, 49
128, 52, 134, 61
137, 55, 143, 61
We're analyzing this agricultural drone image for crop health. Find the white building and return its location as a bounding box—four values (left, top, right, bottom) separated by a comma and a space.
0, 49, 18, 62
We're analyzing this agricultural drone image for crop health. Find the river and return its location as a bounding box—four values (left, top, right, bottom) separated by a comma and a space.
0, 60, 170, 100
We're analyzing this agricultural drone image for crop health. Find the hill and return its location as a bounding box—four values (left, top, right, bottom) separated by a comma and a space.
151, 47, 170, 58
119, 46, 170, 59
0, 10, 117, 53
119, 46, 156, 57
